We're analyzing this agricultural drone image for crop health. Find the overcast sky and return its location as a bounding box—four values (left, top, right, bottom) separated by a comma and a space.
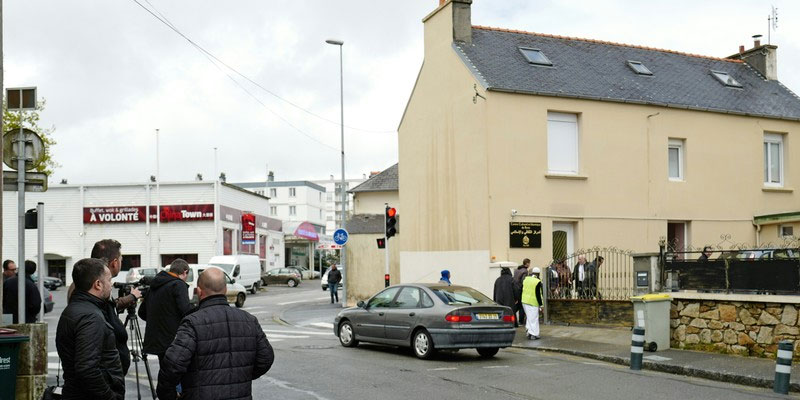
4, 0, 799, 185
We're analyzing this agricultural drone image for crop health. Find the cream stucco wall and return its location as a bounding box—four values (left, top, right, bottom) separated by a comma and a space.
345, 234, 400, 305
758, 222, 800, 245
353, 191, 400, 215
398, 2, 800, 273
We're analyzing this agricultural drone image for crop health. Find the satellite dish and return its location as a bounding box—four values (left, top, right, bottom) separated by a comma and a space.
3, 128, 45, 171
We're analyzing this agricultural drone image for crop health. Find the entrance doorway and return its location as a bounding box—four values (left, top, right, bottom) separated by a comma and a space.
553, 222, 575, 261
46, 259, 66, 282
667, 222, 689, 252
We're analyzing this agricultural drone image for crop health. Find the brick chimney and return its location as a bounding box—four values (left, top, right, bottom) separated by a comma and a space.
425, 0, 473, 45
727, 35, 778, 80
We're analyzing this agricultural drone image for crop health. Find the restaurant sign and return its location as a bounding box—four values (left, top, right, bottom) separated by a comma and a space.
84, 204, 214, 224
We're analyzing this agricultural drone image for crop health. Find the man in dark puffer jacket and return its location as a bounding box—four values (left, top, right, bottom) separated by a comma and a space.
138, 258, 191, 365
157, 267, 274, 400
56, 258, 125, 400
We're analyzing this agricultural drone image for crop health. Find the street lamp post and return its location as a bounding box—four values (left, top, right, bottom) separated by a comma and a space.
326, 38, 346, 306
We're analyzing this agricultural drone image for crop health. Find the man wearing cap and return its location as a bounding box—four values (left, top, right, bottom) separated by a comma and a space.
521, 267, 544, 340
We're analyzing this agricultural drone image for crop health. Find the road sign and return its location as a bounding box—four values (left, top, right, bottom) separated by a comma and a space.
3, 128, 45, 171
2, 170, 48, 192
6, 87, 37, 111
333, 228, 349, 246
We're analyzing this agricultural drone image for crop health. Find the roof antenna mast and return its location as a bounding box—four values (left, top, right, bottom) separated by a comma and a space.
768, 6, 778, 45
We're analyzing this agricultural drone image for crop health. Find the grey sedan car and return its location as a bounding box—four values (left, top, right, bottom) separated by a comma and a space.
334, 283, 516, 359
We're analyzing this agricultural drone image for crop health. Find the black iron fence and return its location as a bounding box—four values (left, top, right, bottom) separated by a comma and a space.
544, 247, 634, 301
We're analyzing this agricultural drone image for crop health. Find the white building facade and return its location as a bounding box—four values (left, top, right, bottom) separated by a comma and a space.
2, 181, 284, 285
311, 175, 368, 233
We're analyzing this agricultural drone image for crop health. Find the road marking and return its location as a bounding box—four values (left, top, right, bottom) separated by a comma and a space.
48, 351, 59, 357
482, 365, 509, 369
643, 355, 672, 361
277, 297, 329, 305
242, 306, 265, 311
267, 334, 310, 339
309, 322, 334, 329
428, 367, 458, 371
261, 328, 330, 336
532, 363, 559, 366
262, 376, 331, 400
250, 311, 271, 315
48, 362, 60, 370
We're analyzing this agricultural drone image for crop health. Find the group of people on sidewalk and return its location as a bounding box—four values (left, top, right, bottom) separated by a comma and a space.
2, 259, 43, 324
545, 255, 605, 299
493, 258, 544, 340
53, 238, 274, 400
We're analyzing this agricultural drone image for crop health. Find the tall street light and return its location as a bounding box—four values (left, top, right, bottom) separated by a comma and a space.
326, 38, 346, 306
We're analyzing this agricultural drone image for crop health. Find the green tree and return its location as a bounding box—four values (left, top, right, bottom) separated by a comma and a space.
2, 98, 59, 176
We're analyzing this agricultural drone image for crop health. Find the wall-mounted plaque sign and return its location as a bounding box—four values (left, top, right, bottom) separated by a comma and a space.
509, 222, 542, 248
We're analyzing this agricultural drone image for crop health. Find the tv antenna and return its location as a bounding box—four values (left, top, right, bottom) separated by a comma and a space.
768, 6, 778, 44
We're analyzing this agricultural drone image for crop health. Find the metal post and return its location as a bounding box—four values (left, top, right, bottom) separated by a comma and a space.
774, 340, 793, 394
37, 202, 44, 322
156, 129, 161, 266
17, 93, 26, 322
326, 39, 347, 306
0, 0, 5, 317
385, 203, 389, 287
542, 266, 549, 324
630, 327, 645, 370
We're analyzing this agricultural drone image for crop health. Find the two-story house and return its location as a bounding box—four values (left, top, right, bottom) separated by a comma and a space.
397, 0, 800, 295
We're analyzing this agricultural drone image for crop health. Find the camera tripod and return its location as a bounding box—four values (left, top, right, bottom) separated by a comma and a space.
123, 305, 157, 400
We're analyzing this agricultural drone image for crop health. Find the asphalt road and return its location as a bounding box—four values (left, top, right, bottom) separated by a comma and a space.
42, 281, 794, 400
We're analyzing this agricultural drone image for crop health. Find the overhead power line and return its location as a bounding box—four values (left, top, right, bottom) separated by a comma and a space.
130, 0, 396, 136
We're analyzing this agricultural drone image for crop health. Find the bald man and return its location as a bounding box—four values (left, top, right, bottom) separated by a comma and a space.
157, 267, 274, 400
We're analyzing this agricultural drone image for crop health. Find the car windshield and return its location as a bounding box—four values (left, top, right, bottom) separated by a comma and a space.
209, 263, 234, 274
431, 287, 492, 305
141, 268, 159, 277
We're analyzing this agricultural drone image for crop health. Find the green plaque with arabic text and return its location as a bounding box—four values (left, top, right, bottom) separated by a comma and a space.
509, 222, 541, 248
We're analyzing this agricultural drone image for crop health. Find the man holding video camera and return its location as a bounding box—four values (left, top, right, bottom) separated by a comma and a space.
139, 258, 191, 365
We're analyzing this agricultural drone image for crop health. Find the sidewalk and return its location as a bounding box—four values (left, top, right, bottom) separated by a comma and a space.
514, 323, 800, 392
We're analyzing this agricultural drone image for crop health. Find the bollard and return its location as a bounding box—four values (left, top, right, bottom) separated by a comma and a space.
773, 340, 793, 394
630, 327, 645, 371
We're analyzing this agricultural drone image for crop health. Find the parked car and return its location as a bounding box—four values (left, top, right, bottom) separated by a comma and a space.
264, 268, 302, 287
43, 287, 54, 313
126, 267, 161, 283
334, 283, 516, 359
31, 274, 63, 291
208, 255, 262, 294
736, 249, 799, 261
321, 266, 343, 291
290, 266, 320, 280
185, 264, 248, 308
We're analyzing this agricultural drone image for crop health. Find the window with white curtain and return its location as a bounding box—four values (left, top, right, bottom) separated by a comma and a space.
547, 112, 579, 174
668, 139, 685, 181
764, 133, 784, 186
289, 206, 296, 216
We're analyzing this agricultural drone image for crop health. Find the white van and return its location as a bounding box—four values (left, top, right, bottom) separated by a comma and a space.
208, 255, 262, 294
185, 264, 247, 308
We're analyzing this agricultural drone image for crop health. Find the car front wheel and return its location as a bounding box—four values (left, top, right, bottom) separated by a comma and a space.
477, 347, 499, 358
287, 279, 298, 288
339, 321, 358, 347
235, 293, 246, 308
413, 329, 436, 360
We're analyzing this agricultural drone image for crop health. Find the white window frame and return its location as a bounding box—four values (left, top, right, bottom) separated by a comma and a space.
289, 206, 296, 216
547, 112, 579, 175
668, 138, 685, 181
270, 206, 277, 216
764, 133, 784, 187
289, 187, 297, 197
269, 188, 276, 197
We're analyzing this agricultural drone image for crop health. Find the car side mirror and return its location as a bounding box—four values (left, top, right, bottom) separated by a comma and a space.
357, 300, 366, 308
231, 278, 236, 283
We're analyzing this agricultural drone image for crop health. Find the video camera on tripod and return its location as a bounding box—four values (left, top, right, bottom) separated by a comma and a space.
113, 276, 154, 300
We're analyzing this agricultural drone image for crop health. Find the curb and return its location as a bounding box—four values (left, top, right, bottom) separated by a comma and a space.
512, 344, 800, 393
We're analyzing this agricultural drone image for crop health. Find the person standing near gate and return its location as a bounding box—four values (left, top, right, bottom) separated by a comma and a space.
2, 260, 42, 323
572, 255, 589, 299
328, 264, 342, 303
522, 267, 544, 340
513, 260, 530, 325
493, 267, 515, 324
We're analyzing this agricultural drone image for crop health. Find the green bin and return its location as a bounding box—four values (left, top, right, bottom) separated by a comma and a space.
0, 333, 30, 400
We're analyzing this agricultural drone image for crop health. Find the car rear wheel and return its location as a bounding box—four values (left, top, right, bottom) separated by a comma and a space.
412, 329, 436, 360
339, 321, 358, 347
477, 347, 499, 358
287, 279, 298, 288
235, 293, 246, 308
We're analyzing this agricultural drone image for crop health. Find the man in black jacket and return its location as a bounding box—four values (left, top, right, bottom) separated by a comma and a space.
56, 258, 125, 400
2, 260, 42, 323
327, 264, 342, 303
157, 267, 274, 400
139, 258, 191, 365
493, 267, 516, 326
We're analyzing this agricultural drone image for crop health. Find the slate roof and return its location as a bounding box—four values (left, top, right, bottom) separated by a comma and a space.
346, 213, 399, 235
454, 27, 800, 121
349, 164, 398, 193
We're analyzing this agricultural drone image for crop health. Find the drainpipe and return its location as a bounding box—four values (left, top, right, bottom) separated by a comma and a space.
753, 218, 762, 246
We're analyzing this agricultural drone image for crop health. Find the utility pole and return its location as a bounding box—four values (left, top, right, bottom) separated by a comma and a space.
0, 0, 5, 315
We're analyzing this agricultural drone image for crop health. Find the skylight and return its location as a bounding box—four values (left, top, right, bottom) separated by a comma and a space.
711, 70, 742, 88
627, 60, 652, 75
519, 47, 552, 66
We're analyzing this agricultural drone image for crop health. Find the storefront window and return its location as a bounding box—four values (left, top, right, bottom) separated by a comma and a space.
223, 228, 233, 255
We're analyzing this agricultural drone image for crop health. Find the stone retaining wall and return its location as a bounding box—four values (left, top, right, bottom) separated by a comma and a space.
670, 300, 800, 358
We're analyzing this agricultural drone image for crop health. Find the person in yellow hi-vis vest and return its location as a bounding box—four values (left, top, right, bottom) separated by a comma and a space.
521, 267, 544, 340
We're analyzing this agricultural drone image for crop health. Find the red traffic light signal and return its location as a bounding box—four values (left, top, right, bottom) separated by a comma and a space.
385, 206, 397, 239
385, 274, 391, 287
376, 238, 386, 249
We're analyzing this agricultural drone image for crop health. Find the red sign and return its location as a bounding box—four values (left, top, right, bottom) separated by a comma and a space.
294, 221, 320, 241
83, 204, 214, 224
241, 213, 256, 245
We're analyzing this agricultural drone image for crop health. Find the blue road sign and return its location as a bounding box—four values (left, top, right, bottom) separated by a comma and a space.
333, 228, 349, 246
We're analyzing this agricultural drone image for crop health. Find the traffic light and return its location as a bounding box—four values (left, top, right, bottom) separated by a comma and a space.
385, 274, 391, 287
385, 206, 397, 239
376, 238, 385, 249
